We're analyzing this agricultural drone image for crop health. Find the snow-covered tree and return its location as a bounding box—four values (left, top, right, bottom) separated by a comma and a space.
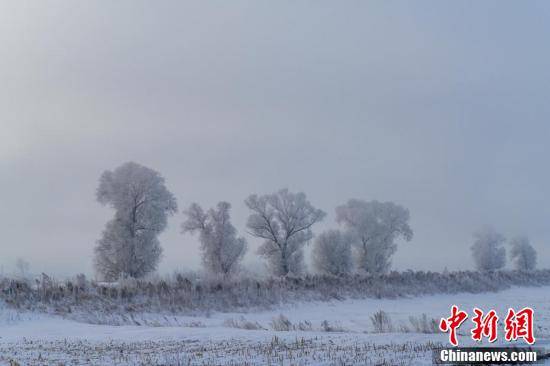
182, 201, 247, 278
470, 227, 506, 271
312, 229, 353, 276
245, 189, 326, 276
335, 199, 413, 274
509, 236, 537, 271
94, 162, 177, 280
15, 258, 30, 280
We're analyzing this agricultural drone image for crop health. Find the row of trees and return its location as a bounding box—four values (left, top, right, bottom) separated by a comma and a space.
94, 162, 413, 280
93, 162, 538, 281
470, 227, 537, 271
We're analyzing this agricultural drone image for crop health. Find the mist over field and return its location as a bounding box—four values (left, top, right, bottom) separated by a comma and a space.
2, 1, 550, 277
1, 2, 550, 365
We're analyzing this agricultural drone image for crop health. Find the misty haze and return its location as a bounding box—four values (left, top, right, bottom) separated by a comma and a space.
1, 1, 550, 365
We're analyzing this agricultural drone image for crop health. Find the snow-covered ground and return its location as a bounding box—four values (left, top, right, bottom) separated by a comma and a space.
1, 286, 549, 365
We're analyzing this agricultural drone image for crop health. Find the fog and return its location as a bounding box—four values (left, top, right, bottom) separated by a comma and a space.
1, 1, 549, 276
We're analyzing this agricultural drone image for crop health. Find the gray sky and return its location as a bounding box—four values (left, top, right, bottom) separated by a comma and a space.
1, 1, 550, 276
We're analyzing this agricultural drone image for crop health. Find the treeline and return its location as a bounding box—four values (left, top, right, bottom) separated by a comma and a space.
93, 162, 414, 280
2, 269, 550, 321
92, 161, 538, 282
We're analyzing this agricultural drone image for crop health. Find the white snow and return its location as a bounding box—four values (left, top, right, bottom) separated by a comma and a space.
1, 286, 549, 365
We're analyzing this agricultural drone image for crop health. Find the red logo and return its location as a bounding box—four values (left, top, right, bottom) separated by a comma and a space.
439, 305, 469, 346
439, 306, 535, 346
471, 308, 499, 343
504, 307, 535, 344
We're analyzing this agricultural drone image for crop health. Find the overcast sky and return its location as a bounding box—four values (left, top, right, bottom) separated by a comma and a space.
1, 1, 549, 277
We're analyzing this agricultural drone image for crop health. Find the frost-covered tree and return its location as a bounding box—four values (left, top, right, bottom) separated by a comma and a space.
335, 199, 413, 274
15, 258, 30, 279
312, 229, 353, 276
245, 189, 326, 276
182, 201, 247, 278
470, 227, 506, 271
94, 162, 177, 280
509, 236, 537, 271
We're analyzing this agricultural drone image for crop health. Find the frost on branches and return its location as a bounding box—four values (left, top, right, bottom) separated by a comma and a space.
335, 199, 413, 274
94, 162, 178, 280
312, 230, 353, 276
509, 236, 537, 271
245, 189, 325, 277
182, 202, 247, 278
470, 227, 506, 272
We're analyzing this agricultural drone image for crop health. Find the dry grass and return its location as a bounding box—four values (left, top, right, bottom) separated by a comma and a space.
0, 337, 442, 365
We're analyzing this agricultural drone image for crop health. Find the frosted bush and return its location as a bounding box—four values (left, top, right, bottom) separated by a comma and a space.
408, 314, 439, 334
270, 314, 293, 331
320, 320, 347, 332
223, 316, 264, 330
371, 310, 394, 333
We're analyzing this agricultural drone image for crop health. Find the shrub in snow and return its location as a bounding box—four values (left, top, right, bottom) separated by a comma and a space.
312, 230, 353, 276
270, 314, 293, 331
245, 189, 325, 276
408, 314, 439, 334
182, 202, 247, 278
296, 320, 313, 331
470, 227, 506, 271
15, 258, 30, 280
182, 320, 205, 328
94, 162, 178, 280
223, 316, 264, 330
335, 199, 413, 274
509, 236, 537, 271
370, 310, 394, 333
320, 320, 347, 332
266, 315, 314, 332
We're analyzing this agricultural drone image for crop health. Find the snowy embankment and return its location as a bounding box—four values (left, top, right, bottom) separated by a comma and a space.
1, 286, 550, 365
2, 269, 550, 323
0, 299, 39, 326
